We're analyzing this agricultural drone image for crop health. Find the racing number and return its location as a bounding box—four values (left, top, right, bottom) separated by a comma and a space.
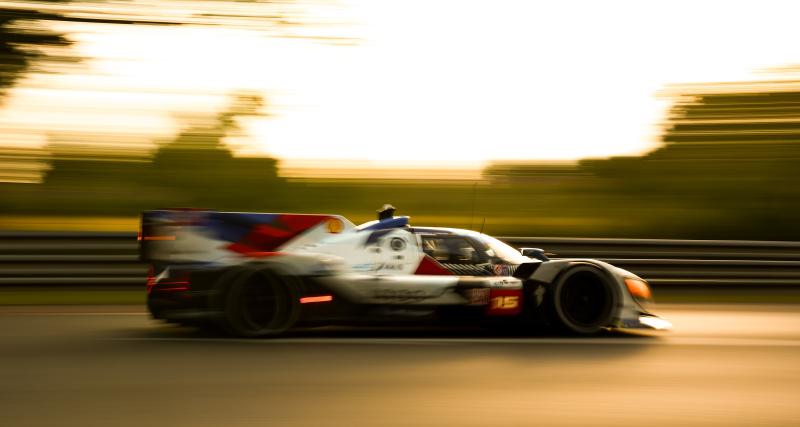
487, 289, 522, 316
490, 296, 519, 310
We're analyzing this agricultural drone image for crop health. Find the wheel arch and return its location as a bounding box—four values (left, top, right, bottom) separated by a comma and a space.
541, 261, 625, 334
209, 263, 305, 337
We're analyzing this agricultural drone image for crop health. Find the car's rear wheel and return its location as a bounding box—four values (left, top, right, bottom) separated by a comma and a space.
551, 265, 617, 334
221, 268, 300, 337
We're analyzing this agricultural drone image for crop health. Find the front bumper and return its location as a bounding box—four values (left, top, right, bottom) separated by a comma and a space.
618, 314, 672, 330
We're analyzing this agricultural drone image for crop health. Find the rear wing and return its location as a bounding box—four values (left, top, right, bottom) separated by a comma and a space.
139, 209, 355, 263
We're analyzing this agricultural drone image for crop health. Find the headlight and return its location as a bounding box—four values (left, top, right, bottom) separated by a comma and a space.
625, 278, 653, 306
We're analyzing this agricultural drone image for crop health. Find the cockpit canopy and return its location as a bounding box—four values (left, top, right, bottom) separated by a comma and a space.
357, 204, 531, 265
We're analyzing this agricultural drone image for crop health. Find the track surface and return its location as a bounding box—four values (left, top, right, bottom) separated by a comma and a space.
1, 304, 799, 426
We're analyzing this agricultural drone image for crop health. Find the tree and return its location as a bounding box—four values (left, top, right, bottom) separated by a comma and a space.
150, 92, 281, 208
0, 4, 74, 103
481, 77, 800, 239
0, 0, 351, 101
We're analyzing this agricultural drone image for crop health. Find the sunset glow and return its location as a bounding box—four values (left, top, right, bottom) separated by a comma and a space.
2, 0, 800, 176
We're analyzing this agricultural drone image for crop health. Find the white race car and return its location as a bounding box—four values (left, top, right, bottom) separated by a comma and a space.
140, 205, 670, 337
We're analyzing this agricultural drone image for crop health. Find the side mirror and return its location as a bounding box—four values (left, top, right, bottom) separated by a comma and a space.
520, 247, 550, 261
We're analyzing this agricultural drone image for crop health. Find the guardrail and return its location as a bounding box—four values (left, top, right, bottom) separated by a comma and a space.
0, 232, 143, 286
502, 237, 800, 287
1, 232, 800, 287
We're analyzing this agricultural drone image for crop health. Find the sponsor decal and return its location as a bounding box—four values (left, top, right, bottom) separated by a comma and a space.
493, 264, 511, 276
326, 218, 344, 234
352, 263, 375, 272
390, 237, 406, 251
487, 277, 522, 289
376, 263, 404, 271
372, 288, 429, 303
465, 288, 490, 305
354, 262, 406, 272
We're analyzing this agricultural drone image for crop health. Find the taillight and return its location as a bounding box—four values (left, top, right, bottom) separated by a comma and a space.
146, 265, 156, 294
147, 268, 191, 293
157, 271, 191, 292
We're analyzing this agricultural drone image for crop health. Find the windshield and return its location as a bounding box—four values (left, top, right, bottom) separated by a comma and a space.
474, 234, 530, 264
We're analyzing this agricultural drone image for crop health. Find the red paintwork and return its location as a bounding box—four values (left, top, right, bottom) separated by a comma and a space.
486, 288, 523, 316
414, 255, 453, 275
226, 214, 333, 254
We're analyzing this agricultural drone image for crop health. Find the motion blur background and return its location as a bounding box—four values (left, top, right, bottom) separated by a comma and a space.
1, 0, 800, 239
2, 3, 800, 427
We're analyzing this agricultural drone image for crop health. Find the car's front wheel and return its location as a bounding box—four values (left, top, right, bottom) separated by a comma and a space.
550, 265, 618, 334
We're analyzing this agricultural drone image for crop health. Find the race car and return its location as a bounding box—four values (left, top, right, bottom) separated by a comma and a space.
140, 205, 671, 337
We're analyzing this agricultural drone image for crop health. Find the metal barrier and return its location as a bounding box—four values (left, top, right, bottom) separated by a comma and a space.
502, 237, 800, 286
1, 232, 800, 287
0, 232, 143, 286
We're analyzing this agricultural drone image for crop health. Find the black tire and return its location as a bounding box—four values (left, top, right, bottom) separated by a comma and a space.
550, 265, 618, 335
220, 267, 300, 337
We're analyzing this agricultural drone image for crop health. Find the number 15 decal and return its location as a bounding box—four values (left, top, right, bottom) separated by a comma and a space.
490, 296, 519, 309
487, 290, 522, 316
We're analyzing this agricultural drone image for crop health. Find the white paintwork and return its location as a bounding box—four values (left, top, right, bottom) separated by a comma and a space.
277, 216, 356, 252
294, 228, 426, 276
318, 274, 466, 305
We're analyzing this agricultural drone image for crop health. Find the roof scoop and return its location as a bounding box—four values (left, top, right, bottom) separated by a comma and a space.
377, 204, 396, 221
356, 204, 409, 231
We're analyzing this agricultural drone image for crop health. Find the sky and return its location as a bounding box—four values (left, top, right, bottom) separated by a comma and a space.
2, 0, 800, 172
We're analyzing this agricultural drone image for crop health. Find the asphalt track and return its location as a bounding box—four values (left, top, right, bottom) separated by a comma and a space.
1, 305, 799, 426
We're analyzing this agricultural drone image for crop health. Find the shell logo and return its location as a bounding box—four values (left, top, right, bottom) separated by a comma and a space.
326, 218, 344, 234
